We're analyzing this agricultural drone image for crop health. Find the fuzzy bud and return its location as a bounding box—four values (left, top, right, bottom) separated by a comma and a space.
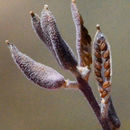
40, 6, 78, 73
7, 41, 65, 89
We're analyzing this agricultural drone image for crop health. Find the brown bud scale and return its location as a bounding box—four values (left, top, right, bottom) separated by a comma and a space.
95, 51, 101, 58
100, 42, 107, 51
94, 61, 102, 70
96, 77, 103, 83
104, 69, 110, 77
103, 81, 111, 89
99, 88, 104, 93
94, 69, 101, 77
101, 90, 108, 98
104, 59, 110, 69
96, 58, 102, 63
103, 50, 109, 59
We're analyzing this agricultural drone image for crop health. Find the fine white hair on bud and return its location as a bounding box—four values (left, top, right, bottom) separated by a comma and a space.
30, 11, 56, 55
40, 7, 78, 73
7, 42, 65, 89
71, 1, 92, 68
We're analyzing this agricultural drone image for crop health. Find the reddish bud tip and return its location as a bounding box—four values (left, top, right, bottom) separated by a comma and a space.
44, 4, 49, 10
29, 11, 35, 17
5, 40, 9, 45
96, 24, 100, 30
72, 0, 76, 3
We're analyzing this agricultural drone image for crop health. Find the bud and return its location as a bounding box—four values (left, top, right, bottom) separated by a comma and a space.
40, 5, 78, 73
93, 25, 112, 118
6, 41, 65, 89
30, 11, 56, 57
71, 0, 92, 68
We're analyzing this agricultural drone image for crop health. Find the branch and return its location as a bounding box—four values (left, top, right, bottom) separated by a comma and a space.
77, 76, 111, 130
6, 1, 121, 129
108, 97, 121, 129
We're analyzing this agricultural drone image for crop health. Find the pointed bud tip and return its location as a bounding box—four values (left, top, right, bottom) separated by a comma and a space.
72, 0, 76, 3
96, 24, 101, 30
29, 11, 35, 17
44, 4, 49, 10
5, 40, 9, 45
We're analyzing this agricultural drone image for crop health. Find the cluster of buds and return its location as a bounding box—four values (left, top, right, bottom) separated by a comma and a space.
5, 0, 120, 129
6, 1, 92, 90
30, 5, 78, 75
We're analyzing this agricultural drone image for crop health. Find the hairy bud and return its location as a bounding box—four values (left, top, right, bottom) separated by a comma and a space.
30, 11, 56, 57
40, 5, 78, 73
6, 41, 65, 89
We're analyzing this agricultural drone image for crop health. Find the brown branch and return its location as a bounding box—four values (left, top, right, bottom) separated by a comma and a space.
77, 76, 111, 130
76, 74, 120, 130
108, 97, 121, 129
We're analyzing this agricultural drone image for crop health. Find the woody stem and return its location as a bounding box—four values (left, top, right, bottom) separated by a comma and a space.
77, 76, 111, 130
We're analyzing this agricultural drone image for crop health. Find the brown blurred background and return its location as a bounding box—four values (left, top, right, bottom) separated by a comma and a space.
0, 0, 130, 130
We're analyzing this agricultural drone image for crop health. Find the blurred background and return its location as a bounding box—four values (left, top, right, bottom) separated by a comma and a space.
0, 0, 130, 129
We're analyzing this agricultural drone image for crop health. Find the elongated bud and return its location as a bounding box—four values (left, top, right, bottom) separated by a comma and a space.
40, 5, 78, 74
71, 0, 92, 68
93, 25, 112, 118
6, 41, 65, 89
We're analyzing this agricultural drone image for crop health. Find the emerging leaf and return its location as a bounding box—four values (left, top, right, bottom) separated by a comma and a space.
6, 41, 65, 89
71, 0, 92, 68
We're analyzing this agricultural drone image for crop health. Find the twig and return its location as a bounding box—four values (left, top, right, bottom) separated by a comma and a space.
5, 1, 121, 129
77, 76, 111, 130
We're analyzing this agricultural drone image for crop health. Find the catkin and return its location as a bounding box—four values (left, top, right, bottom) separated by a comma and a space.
93, 25, 112, 118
